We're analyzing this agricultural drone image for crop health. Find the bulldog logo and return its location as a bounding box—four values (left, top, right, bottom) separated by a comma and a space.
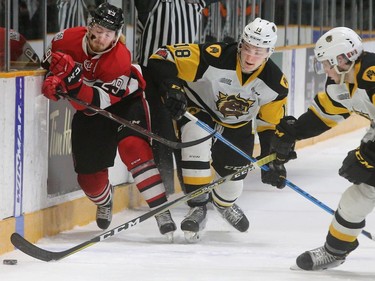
216, 92, 254, 118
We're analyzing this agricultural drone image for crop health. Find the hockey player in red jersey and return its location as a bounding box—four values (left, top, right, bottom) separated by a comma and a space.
271, 27, 375, 270
147, 18, 289, 242
41, 3, 176, 240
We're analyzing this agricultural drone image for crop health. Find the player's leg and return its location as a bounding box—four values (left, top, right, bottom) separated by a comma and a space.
210, 122, 254, 232
71, 111, 118, 230
113, 95, 176, 239
142, 66, 175, 194
296, 183, 375, 270
178, 113, 213, 242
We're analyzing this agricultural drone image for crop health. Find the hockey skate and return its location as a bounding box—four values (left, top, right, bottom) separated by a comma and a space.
294, 246, 346, 271
96, 184, 114, 230
181, 205, 207, 243
214, 203, 249, 232
155, 210, 177, 242
96, 200, 113, 230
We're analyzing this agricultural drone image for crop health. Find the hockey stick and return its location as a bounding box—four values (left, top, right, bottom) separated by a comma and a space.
10, 153, 276, 262
57, 94, 214, 149
184, 112, 375, 241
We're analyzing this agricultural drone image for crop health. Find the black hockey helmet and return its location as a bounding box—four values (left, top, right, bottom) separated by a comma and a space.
90, 3, 124, 32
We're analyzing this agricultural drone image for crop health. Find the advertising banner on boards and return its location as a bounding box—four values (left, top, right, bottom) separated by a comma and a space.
47, 101, 78, 196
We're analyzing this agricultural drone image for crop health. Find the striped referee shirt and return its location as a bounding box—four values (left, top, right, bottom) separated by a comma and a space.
57, 0, 94, 30
136, 0, 218, 67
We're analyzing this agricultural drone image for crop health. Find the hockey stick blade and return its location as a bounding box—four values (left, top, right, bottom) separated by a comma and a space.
184, 112, 375, 242
60, 94, 214, 149
10, 154, 275, 262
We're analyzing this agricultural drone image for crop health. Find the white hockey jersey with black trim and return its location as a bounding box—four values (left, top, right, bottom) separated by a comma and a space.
150, 42, 289, 133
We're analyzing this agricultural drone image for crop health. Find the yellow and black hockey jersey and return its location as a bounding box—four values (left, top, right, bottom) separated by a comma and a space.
149, 42, 289, 133
294, 52, 375, 140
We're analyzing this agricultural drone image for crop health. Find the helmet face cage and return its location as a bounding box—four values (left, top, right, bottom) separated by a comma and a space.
88, 3, 124, 34
239, 17, 278, 56
314, 27, 363, 68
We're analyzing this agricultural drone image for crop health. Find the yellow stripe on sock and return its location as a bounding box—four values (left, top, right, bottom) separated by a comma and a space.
329, 224, 358, 242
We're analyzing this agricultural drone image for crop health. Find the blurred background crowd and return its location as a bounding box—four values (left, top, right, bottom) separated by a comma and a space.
1, 0, 374, 71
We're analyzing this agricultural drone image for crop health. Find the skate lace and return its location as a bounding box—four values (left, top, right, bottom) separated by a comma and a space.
222, 204, 243, 225
185, 206, 206, 223
310, 247, 338, 266
155, 211, 174, 226
97, 204, 112, 220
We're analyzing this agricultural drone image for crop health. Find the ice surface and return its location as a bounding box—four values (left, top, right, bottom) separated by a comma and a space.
1, 127, 374, 281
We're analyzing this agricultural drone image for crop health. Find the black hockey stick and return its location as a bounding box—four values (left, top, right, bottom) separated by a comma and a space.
10, 154, 275, 262
184, 112, 375, 241
58, 94, 214, 149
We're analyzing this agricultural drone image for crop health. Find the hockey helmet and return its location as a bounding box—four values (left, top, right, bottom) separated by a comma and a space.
89, 3, 124, 33
314, 27, 363, 66
240, 18, 278, 53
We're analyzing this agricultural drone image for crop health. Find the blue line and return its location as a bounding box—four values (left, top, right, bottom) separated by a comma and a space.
14, 76, 25, 236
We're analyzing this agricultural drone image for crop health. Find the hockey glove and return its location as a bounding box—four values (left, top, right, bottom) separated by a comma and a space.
270, 116, 298, 163
49, 51, 83, 94
261, 161, 287, 189
162, 79, 187, 120
42, 75, 66, 101
339, 141, 375, 187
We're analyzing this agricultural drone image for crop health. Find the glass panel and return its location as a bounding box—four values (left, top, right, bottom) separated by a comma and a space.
1, 0, 7, 71
0, 27, 5, 71
0, 1, 42, 71
19, 0, 44, 40
54, 0, 105, 31
47, 0, 60, 34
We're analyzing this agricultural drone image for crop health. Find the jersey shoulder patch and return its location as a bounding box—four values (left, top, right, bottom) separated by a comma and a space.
362, 66, 375, 82
205, 44, 222, 58
280, 74, 289, 88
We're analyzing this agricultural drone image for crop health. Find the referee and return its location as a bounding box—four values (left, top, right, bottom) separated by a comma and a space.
57, 0, 96, 30
135, 0, 219, 192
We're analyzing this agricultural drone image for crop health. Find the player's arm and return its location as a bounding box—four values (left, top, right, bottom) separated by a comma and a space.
268, 79, 352, 174
41, 51, 96, 111
256, 69, 289, 159
148, 44, 202, 120
256, 83, 290, 189
149, 44, 202, 82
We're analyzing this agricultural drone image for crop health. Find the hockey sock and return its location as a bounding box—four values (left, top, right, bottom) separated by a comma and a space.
77, 170, 112, 206
119, 136, 168, 208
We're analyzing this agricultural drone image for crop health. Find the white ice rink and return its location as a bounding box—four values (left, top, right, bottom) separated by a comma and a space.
1, 127, 375, 281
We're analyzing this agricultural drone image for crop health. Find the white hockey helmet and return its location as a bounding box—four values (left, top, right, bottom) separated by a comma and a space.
314, 27, 363, 65
240, 18, 278, 52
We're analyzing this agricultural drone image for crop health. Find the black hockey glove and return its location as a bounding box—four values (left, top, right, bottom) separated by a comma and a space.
270, 116, 298, 163
162, 79, 187, 120
261, 161, 287, 189
339, 141, 375, 187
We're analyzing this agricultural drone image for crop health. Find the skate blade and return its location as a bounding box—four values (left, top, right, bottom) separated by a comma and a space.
183, 231, 201, 243
164, 232, 174, 243
290, 263, 323, 271
290, 263, 303, 271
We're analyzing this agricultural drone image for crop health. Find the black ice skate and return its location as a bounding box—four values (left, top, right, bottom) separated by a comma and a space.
181, 205, 207, 243
96, 200, 113, 230
294, 246, 346, 271
155, 210, 177, 242
96, 185, 114, 230
214, 203, 249, 232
